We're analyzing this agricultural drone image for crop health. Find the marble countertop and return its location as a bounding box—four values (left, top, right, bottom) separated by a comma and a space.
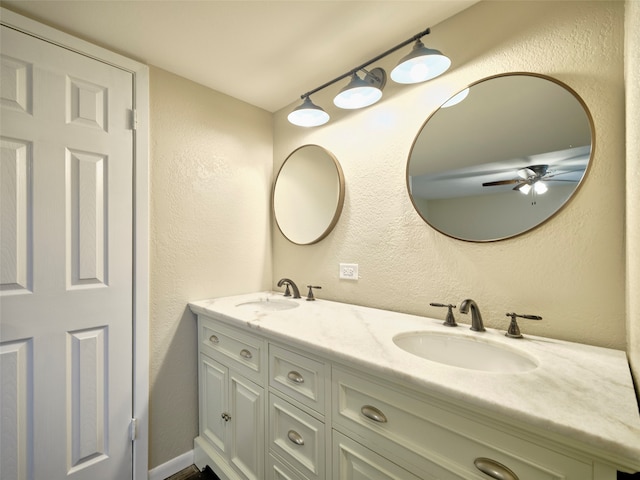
189, 291, 640, 470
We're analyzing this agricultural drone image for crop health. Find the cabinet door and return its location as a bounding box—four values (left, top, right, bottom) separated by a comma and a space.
200, 354, 229, 456
333, 431, 423, 480
229, 370, 265, 480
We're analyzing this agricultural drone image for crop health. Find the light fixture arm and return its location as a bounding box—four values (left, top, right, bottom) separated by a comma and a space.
299, 27, 431, 100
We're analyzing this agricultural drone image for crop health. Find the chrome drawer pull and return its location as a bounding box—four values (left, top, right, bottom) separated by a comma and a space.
287, 371, 305, 384
361, 405, 388, 423
287, 430, 304, 446
221, 412, 231, 422
474, 458, 519, 480
209, 335, 219, 344
239, 349, 252, 359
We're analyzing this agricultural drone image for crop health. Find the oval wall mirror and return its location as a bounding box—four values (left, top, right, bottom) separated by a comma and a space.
273, 145, 345, 245
407, 73, 594, 242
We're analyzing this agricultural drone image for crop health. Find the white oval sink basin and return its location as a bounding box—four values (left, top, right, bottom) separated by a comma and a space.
393, 331, 537, 373
235, 298, 299, 312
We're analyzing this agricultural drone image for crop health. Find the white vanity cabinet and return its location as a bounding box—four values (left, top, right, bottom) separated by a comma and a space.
191, 295, 637, 480
195, 317, 267, 480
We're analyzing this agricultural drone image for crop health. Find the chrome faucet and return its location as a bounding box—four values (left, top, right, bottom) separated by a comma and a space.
459, 299, 486, 332
277, 278, 301, 299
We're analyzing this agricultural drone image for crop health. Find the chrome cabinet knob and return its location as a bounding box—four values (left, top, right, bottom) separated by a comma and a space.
221, 413, 231, 422
209, 335, 219, 344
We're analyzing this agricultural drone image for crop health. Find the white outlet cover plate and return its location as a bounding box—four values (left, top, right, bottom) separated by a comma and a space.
340, 263, 359, 280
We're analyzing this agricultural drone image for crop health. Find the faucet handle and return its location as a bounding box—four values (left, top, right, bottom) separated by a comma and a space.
430, 303, 458, 327
505, 312, 542, 338
282, 283, 292, 297
306, 285, 322, 301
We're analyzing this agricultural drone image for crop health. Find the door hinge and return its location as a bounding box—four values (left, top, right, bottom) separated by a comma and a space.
130, 109, 138, 131
130, 418, 137, 441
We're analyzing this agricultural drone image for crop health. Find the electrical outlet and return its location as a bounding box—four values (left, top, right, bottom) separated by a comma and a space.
339, 263, 359, 280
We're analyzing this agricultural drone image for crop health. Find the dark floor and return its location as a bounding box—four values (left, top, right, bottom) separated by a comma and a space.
165, 465, 219, 480
619, 473, 640, 479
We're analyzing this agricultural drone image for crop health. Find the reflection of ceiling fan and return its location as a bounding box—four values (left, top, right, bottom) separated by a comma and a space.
482, 164, 583, 205
482, 164, 579, 193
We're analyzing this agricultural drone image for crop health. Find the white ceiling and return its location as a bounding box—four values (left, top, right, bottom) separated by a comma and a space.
1, 0, 477, 112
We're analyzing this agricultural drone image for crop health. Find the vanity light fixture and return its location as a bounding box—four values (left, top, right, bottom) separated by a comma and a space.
390, 39, 451, 84
288, 27, 449, 127
287, 96, 330, 127
333, 68, 386, 109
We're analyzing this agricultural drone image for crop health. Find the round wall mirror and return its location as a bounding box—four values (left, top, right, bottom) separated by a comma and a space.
273, 145, 345, 245
407, 73, 594, 242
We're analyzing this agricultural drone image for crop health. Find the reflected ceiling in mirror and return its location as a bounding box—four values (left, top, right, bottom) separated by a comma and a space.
273, 145, 345, 245
407, 73, 594, 242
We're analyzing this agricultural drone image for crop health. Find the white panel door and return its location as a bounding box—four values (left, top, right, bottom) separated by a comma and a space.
0, 24, 134, 480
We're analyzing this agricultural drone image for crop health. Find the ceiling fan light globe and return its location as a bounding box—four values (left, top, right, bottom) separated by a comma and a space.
534, 181, 548, 194
519, 184, 532, 195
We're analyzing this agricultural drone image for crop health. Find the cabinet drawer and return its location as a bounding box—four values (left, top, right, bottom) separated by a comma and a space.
332, 430, 422, 480
270, 345, 327, 414
199, 316, 265, 385
268, 453, 309, 480
269, 392, 325, 480
332, 367, 592, 480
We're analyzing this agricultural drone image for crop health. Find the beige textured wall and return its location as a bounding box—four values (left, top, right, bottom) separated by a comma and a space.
626, 0, 640, 385
149, 67, 272, 468
273, 1, 626, 349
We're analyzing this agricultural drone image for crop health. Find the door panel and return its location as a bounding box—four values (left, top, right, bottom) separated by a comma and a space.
0, 338, 33, 480
230, 372, 264, 480
0, 25, 134, 480
0, 136, 31, 293
200, 353, 228, 454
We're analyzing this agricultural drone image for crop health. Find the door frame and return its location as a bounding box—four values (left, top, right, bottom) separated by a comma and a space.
0, 7, 150, 479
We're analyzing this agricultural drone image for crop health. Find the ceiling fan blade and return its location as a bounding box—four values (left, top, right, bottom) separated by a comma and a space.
482, 179, 519, 187
544, 168, 584, 179
512, 182, 527, 191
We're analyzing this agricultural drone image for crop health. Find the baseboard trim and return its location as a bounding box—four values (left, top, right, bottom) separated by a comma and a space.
148, 450, 195, 480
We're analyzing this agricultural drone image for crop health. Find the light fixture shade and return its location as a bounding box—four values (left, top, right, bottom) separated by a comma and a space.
287, 96, 330, 127
333, 73, 383, 109
391, 39, 451, 84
